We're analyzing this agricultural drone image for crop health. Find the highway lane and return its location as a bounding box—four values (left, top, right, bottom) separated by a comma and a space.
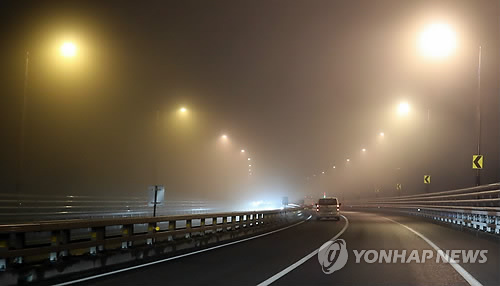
72, 211, 499, 286
275, 212, 469, 286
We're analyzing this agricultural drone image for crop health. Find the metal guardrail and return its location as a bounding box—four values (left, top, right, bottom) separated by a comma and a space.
0, 207, 304, 283
347, 183, 500, 235
0, 193, 224, 223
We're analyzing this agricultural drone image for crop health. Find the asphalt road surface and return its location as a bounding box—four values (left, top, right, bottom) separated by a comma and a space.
74, 211, 500, 286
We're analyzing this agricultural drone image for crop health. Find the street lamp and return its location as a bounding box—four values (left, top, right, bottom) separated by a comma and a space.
240, 149, 245, 153
60, 42, 77, 58
179, 107, 187, 113
419, 22, 481, 185
397, 102, 410, 116
17, 41, 79, 195
346, 158, 350, 162
419, 23, 456, 59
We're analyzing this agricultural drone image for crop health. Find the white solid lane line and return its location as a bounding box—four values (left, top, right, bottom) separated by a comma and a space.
257, 215, 350, 286
53, 215, 312, 286
383, 216, 483, 286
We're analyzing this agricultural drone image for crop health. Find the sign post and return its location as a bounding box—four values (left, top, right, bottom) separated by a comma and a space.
148, 185, 165, 217
282, 196, 288, 214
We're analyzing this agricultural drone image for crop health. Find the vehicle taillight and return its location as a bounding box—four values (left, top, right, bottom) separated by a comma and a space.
316, 206, 319, 212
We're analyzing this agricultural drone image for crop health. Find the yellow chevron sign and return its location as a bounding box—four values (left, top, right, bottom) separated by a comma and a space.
424, 175, 431, 184
472, 155, 483, 169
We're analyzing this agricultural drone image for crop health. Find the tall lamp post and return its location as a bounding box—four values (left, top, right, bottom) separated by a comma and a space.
16, 42, 78, 195
419, 23, 482, 187
418, 23, 457, 191
474, 46, 482, 186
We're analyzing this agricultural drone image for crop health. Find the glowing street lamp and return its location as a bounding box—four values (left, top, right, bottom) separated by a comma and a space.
346, 158, 350, 162
60, 42, 77, 58
221, 134, 228, 140
419, 23, 456, 59
362, 148, 366, 152
379, 132, 384, 137
247, 158, 251, 161
240, 149, 245, 153
397, 102, 410, 116
179, 107, 187, 113
333, 166, 336, 169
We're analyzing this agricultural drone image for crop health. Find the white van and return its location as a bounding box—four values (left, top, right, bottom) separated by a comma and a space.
315, 197, 340, 220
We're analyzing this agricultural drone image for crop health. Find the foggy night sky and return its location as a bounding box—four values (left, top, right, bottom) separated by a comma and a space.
0, 0, 498, 203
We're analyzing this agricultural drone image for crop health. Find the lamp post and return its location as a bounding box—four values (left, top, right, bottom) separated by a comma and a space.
16, 51, 30, 195
475, 46, 482, 186
418, 23, 457, 191
419, 23, 482, 186
17, 42, 78, 195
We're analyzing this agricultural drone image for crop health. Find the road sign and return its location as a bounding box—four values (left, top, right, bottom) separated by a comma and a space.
148, 185, 165, 206
424, 175, 431, 184
396, 184, 402, 191
472, 155, 483, 169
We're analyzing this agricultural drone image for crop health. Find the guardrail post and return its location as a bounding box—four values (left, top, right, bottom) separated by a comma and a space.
122, 224, 133, 249
0, 234, 8, 270
9, 232, 25, 264
50, 230, 70, 262
213, 217, 218, 232
231, 216, 236, 230
222, 217, 227, 231
147, 223, 156, 245
90, 227, 105, 255
185, 219, 192, 238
